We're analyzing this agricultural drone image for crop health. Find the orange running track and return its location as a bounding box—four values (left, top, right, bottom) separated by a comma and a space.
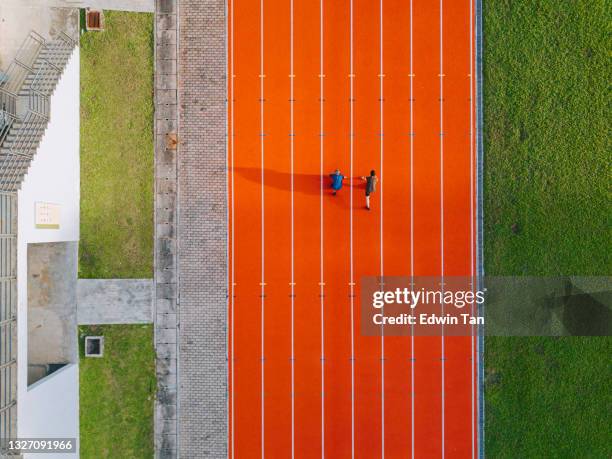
228, 0, 480, 457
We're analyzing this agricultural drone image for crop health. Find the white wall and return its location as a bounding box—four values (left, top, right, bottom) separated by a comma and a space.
17, 48, 80, 459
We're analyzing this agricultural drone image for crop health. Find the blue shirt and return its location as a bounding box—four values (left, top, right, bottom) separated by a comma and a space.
330, 173, 344, 190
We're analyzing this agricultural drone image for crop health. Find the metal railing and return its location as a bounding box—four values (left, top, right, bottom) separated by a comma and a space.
0, 109, 16, 147
27, 31, 75, 98
0, 31, 45, 102
0, 112, 48, 192
0, 30, 77, 193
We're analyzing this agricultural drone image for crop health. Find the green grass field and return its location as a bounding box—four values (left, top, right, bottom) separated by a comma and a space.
79, 11, 154, 278
483, 1, 610, 457
78, 12, 155, 458
79, 325, 156, 459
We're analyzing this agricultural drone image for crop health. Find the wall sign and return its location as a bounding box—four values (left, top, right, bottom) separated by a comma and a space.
35, 202, 60, 229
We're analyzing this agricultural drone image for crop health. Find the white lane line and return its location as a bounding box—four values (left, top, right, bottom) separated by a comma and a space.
469, 0, 476, 457
472, 0, 485, 457
379, 0, 385, 456
439, 0, 445, 457
260, 0, 265, 457
230, 0, 235, 456
290, 1, 296, 457
474, 0, 483, 453
320, 0, 326, 456
409, 1, 415, 457
349, 0, 356, 457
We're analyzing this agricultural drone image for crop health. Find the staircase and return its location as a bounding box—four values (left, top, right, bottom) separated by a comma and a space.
0, 31, 76, 192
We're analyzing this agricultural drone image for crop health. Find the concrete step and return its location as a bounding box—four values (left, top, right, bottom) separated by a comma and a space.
0, 170, 29, 180
19, 87, 57, 97
0, 148, 34, 156
0, 171, 31, 180
19, 69, 65, 95
4, 130, 47, 143
0, 167, 30, 175
0, 164, 29, 172
0, 182, 21, 192
0, 159, 31, 170
1, 144, 42, 156
3, 140, 44, 150
40, 50, 72, 60
0, 158, 36, 168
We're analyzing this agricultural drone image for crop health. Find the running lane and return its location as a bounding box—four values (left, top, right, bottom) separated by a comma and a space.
442, 0, 477, 457
381, 0, 412, 455
321, 1, 353, 455
228, 0, 479, 457
230, 0, 264, 455
412, 0, 443, 455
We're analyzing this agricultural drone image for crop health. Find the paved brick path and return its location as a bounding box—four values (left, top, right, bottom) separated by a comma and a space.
155, 1, 228, 456
177, 0, 228, 457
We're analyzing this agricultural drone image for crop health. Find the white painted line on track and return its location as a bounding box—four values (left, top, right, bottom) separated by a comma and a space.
290, 1, 296, 457
319, 0, 326, 456
439, 0, 446, 457
469, 0, 476, 457
474, 0, 483, 453
260, 1, 265, 457
379, 0, 385, 456
349, 1, 355, 457
409, 1, 415, 457
230, 1, 235, 457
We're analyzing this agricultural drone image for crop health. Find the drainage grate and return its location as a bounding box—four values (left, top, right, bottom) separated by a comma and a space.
86, 10, 104, 31
84, 336, 104, 357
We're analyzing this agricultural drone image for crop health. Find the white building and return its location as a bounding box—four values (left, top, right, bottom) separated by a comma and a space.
1, 25, 80, 458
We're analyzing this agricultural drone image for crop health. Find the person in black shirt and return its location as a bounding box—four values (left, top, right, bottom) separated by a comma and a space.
361, 170, 378, 210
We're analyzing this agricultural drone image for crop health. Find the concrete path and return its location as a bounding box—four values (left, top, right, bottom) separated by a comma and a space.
152, 1, 227, 457
154, 0, 179, 457
76, 279, 153, 324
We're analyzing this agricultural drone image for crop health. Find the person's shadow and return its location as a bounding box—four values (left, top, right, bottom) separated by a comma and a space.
233, 167, 366, 208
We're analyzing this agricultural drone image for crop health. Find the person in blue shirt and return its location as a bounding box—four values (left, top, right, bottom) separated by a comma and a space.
329, 169, 345, 196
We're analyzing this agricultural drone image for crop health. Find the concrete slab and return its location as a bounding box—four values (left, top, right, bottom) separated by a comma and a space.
77, 278, 153, 324
0, 1, 78, 71
47, 0, 154, 13
27, 241, 78, 384
154, 1, 179, 456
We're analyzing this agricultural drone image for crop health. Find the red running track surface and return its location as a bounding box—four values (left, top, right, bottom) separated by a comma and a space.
228, 0, 480, 457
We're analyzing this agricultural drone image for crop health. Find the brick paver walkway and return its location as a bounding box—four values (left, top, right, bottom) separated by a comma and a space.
177, 0, 228, 457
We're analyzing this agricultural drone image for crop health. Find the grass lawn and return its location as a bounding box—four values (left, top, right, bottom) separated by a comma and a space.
80, 11, 154, 278
483, 1, 609, 457
79, 325, 156, 459
78, 12, 155, 457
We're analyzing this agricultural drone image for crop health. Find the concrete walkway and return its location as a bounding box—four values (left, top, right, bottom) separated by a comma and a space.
77, 279, 153, 324
154, 0, 179, 457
